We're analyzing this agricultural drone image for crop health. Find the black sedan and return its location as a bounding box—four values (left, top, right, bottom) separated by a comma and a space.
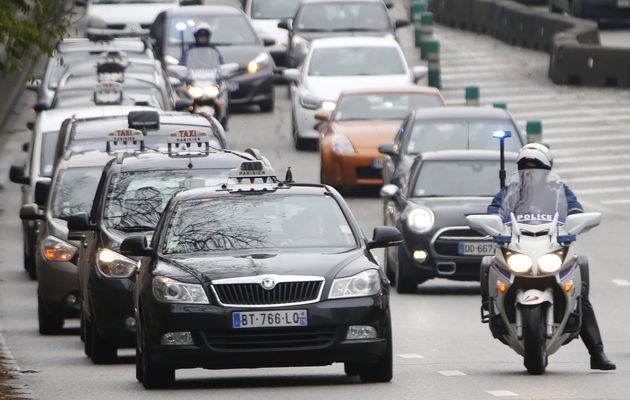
122, 161, 402, 388
380, 150, 517, 293
151, 6, 275, 111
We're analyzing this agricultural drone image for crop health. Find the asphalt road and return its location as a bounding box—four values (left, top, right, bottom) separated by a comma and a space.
1, 3, 630, 400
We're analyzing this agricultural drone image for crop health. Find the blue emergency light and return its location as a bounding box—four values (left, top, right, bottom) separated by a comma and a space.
492, 130, 512, 139
175, 22, 187, 32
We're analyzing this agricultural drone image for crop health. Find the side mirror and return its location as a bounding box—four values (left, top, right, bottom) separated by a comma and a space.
174, 98, 193, 111
262, 37, 276, 47
378, 143, 398, 157
67, 212, 96, 233
218, 62, 240, 78
395, 18, 410, 29
9, 165, 29, 185
120, 236, 153, 257
20, 203, 44, 221
314, 111, 330, 122
380, 184, 400, 200
277, 19, 289, 30
564, 212, 602, 236
22, 142, 30, 152
384, 0, 394, 9
411, 65, 428, 83
33, 103, 49, 113
466, 214, 503, 237
368, 226, 402, 249
34, 180, 51, 207
25, 79, 41, 92
283, 68, 300, 82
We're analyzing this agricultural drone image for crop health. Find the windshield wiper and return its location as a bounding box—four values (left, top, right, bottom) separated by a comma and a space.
115, 225, 155, 232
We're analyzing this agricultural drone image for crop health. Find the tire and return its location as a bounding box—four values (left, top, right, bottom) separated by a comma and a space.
358, 320, 393, 383
88, 315, 117, 364
344, 363, 360, 376
83, 311, 92, 357
292, 114, 309, 150
258, 97, 274, 112
38, 297, 63, 335
24, 227, 37, 280
395, 248, 418, 294
521, 305, 547, 375
139, 311, 175, 389
384, 249, 395, 283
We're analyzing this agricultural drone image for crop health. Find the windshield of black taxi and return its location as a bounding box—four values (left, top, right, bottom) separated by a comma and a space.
161, 194, 358, 254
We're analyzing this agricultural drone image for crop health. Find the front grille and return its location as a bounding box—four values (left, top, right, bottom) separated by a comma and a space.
204, 327, 336, 351
356, 166, 382, 180
213, 281, 323, 306
433, 228, 488, 256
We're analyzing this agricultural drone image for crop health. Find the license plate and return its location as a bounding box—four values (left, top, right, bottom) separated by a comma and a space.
371, 158, 384, 169
458, 242, 494, 256
618, 0, 630, 7
232, 310, 308, 329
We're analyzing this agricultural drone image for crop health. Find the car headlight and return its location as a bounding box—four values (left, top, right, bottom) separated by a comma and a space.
247, 52, 271, 74
329, 269, 381, 299
152, 276, 209, 304
41, 236, 77, 262
96, 248, 137, 278
537, 252, 563, 274
292, 35, 309, 54
332, 134, 355, 154
321, 101, 336, 111
300, 90, 321, 110
506, 253, 533, 273
407, 208, 434, 233
188, 86, 204, 99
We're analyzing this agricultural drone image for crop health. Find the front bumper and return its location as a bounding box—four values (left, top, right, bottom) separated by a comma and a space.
36, 253, 80, 317
142, 295, 389, 370
89, 276, 135, 347
322, 149, 384, 187
228, 69, 274, 106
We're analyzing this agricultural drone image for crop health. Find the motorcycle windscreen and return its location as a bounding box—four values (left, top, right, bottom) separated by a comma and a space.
186, 47, 222, 71
499, 169, 568, 225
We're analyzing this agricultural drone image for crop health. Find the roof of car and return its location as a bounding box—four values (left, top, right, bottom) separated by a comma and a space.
412, 107, 513, 121
37, 105, 158, 132
340, 86, 443, 97
416, 150, 519, 162
310, 36, 399, 48
172, 182, 330, 202
55, 38, 151, 55
165, 5, 243, 16
58, 76, 163, 90
112, 150, 255, 172
301, 0, 385, 4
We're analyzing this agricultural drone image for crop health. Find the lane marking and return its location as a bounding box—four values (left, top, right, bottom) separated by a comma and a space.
486, 390, 518, 397
611, 279, 630, 286
397, 353, 424, 359
602, 199, 630, 205
437, 370, 466, 376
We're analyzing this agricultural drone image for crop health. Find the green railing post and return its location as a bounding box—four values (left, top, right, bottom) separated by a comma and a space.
425, 39, 440, 89
411, 1, 427, 47
526, 120, 543, 143
493, 102, 507, 110
419, 12, 434, 59
465, 86, 480, 106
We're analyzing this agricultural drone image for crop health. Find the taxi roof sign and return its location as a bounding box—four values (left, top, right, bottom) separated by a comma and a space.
94, 81, 123, 105
225, 161, 279, 192
167, 129, 214, 157
105, 128, 145, 152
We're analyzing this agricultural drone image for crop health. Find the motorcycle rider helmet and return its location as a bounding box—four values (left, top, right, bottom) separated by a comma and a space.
517, 143, 553, 170
193, 23, 212, 46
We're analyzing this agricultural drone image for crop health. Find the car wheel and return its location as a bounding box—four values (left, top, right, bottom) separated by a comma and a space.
135, 315, 143, 383
292, 114, 308, 150
88, 315, 117, 364
24, 228, 37, 280
259, 98, 274, 112
83, 311, 92, 357
344, 362, 360, 376
38, 296, 63, 335
140, 311, 175, 389
395, 249, 418, 294
358, 320, 393, 383
383, 249, 395, 283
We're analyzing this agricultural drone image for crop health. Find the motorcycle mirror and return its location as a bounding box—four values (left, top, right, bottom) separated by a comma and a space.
564, 212, 602, 236
467, 214, 503, 237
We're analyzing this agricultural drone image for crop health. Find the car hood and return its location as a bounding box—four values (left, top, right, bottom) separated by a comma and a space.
163, 249, 366, 283
330, 120, 402, 150
410, 197, 494, 228
252, 20, 288, 44
304, 75, 412, 102
298, 31, 391, 42
166, 44, 264, 66
88, 4, 176, 25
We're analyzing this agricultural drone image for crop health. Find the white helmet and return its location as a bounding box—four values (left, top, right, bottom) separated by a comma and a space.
517, 143, 553, 170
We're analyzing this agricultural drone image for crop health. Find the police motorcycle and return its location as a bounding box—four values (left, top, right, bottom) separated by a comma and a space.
466, 169, 602, 374
168, 47, 239, 129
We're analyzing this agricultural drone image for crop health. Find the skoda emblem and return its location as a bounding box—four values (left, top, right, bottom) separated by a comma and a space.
260, 277, 276, 290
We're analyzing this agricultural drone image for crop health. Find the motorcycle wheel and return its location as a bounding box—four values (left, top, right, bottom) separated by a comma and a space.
522, 305, 547, 375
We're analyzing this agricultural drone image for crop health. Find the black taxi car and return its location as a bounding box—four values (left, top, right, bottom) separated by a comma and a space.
67, 130, 269, 363
380, 150, 517, 293
121, 161, 402, 388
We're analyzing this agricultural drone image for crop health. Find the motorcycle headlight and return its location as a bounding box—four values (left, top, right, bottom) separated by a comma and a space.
152, 276, 209, 304
300, 90, 321, 110
41, 236, 77, 262
329, 269, 381, 299
247, 52, 271, 74
506, 253, 533, 273
331, 134, 355, 154
537, 253, 563, 274
203, 85, 220, 98
407, 208, 434, 233
96, 248, 137, 279
188, 86, 204, 99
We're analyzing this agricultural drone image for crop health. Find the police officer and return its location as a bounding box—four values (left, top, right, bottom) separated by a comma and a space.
483, 143, 616, 370
180, 23, 224, 65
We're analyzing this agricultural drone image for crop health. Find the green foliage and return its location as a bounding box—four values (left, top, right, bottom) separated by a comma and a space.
0, 0, 73, 76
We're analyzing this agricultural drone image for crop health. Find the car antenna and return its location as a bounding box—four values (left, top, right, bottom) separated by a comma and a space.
284, 167, 294, 184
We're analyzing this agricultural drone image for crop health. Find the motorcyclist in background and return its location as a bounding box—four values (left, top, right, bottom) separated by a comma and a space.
180, 23, 224, 66
483, 143, 616, 370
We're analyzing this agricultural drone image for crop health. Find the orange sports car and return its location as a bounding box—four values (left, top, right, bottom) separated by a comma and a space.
318, 87, 445, 189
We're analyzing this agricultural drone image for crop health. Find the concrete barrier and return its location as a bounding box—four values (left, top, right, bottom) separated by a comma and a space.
427, 0, 630, 87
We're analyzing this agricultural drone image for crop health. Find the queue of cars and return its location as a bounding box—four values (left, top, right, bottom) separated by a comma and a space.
6, 0, 536, 389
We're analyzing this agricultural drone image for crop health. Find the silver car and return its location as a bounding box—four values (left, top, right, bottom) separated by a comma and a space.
284, 36, 427, 149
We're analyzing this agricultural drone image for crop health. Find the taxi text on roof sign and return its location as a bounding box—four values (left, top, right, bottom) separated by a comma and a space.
167, 129, 211, 144
108, 129, 144, 143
